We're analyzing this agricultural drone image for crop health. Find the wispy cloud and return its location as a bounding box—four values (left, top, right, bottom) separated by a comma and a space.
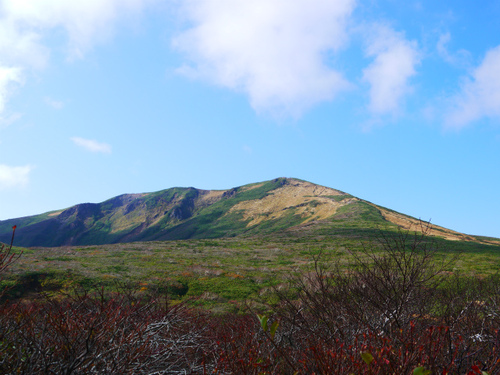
0, 164, 33, 190
0, 0, 154, 117
437, 33, 454, 64
174, 0, 355, 118
44, 97, 64, 109
446, 45, 500, 129
436, 32, 470, 67
362, 24, 420, 116
0, 66, 24, 115
71, 137, 112, 154
0, 112, 22, 129
1, 0, 152, 60
242, 145, 252, 154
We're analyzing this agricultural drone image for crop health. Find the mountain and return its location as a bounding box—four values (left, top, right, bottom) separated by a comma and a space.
0, 177, 497, 247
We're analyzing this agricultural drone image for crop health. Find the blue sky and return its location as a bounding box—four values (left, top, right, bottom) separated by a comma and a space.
0, 0, 499, 238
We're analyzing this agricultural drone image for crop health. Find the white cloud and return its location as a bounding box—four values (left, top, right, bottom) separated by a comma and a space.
0, 112, 22, 129
0, 0, 154, 117
173, 0, 355, 117
437, 32, 470, 67
0, 164, 33, 189
71, 137, 112, 154
362, 25, 420, 115
44, 97, 64, 109
0, 0, 153, 60
437, 32, 452, 63
0, 66, 24, 114
446, 45, 500, 129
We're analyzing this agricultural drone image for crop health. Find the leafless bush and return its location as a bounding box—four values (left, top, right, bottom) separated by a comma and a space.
2, 222, 499, 373
0, 226, 20, 300
0, 226, 20, 275
276, 223, 453, 340
0, 287, 212, 374
265, 223, 500, 373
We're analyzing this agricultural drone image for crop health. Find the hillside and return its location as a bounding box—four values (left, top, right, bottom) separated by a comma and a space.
0, 177, 497, 247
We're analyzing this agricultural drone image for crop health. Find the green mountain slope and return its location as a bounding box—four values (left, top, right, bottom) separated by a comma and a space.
0, 177, 497, 247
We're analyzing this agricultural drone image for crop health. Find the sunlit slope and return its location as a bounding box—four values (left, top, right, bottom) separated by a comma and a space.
0, 178, 497, 247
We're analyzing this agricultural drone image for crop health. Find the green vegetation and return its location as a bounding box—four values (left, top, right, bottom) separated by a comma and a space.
1, 178, 499, 316
2, 224, 500, 373
0, 178, 297, 247
3, 227, 500, 310
2, 178, 498, 252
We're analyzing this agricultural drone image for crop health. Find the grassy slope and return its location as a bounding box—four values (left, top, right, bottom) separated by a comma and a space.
0, 179, 293, 246
0, 211, 61, 236
1, 177, 498, 249
4, 224, 500, 313
141, 178, 299, 240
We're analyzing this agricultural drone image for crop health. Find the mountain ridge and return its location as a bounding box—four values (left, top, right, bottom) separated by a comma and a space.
1, 177, 498, 247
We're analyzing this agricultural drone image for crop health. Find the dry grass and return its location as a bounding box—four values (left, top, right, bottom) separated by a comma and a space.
227, 179, 353, 227
377, 206, 487, 242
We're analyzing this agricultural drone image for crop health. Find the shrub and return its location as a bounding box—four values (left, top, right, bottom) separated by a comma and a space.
0, 226, 21, 299
0, 288, 212, 374
1, 223, 499, 374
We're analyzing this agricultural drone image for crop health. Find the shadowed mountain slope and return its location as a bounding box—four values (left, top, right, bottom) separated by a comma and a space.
1, 178, 498, 247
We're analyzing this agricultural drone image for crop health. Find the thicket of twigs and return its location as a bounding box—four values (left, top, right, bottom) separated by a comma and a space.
1, 225, 499, 374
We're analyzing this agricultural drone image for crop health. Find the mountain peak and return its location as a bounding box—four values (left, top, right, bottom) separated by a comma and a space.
0, 178, 497, 247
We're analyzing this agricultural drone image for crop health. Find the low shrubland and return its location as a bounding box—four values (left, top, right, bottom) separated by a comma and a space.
1, 225, 500, 374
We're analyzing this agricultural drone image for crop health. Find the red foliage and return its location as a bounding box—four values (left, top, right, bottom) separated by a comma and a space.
1, 225, 499, 374
0, 292, 211, 374
211, 316, 500, 374
0, 290, 499, 374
